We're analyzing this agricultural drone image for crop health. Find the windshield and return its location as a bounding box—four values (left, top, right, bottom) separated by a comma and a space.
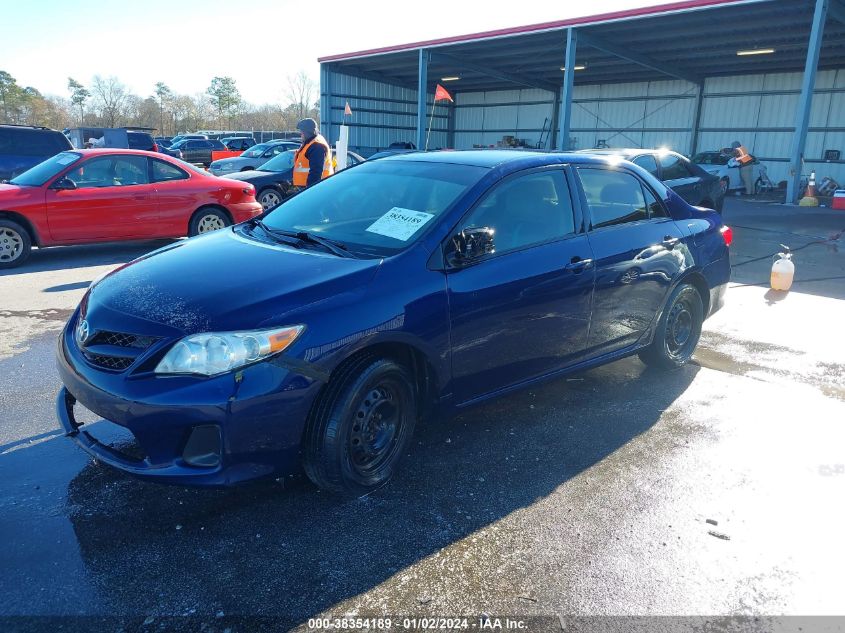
10, 152, 82, 186
171, 140, 188, 149
259, 150, 295, 172
692, 152, 730, 165
241, 143, 276, 158
260, 159, 486, 257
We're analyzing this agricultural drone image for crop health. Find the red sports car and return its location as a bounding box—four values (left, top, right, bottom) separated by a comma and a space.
0, 149, 263, 268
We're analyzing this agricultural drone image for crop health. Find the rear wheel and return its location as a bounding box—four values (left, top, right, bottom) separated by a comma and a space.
188, 208, 231, 236
719, 177, 729, 195
303, 357, 417, 495
638, 283, 703, 369
0, 219, 32, 269
257, 188, 283, 211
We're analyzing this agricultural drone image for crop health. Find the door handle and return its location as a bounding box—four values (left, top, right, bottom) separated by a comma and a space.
662, 236, 680, 249
565, 256, 593, 272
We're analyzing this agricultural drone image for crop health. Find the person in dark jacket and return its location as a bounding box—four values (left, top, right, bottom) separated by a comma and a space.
293, 118, 333, 188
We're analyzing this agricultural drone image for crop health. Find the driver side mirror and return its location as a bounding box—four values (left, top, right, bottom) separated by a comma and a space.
51, 178, 77, 191
446, 226, 495, 268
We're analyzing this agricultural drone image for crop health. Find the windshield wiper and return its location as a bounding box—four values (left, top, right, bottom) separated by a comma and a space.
253, 221, 357, 258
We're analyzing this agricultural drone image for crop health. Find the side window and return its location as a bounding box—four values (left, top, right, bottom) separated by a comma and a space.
659, 154, 692, 180
632, 154, 659, 177
65, 157, 115, 188
152, 159, 189, 182
459, 170, 575, 255
186, 141, 198, 149
642, 184, 667, 218
578, 168, 647, 229
112, 156, 149, 185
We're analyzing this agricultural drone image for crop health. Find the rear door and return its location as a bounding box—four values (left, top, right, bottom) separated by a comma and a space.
576, 166, 687, 356
45, 155, 158, 241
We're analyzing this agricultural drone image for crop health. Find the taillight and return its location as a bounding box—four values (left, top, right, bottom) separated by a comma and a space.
720, 225, 733, 246
152, 143, 159, 152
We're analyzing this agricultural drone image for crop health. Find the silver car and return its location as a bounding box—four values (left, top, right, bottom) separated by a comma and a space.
209, 141, 300, 176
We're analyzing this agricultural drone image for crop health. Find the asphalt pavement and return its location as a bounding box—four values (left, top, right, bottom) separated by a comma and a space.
1, 199, 844, 630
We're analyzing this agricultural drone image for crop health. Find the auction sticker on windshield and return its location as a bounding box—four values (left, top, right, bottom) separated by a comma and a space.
366, 208, 434, 241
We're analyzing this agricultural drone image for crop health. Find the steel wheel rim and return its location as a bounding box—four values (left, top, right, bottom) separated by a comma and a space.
349, 382, 405, 476
259, 191, 280, 210
666, 299, 694, 358
197, 214, 225, 233
0, 228, 23, 262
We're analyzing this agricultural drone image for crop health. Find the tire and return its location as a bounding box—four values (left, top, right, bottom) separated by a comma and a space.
188, 208, 231, 237
719, 178, 729, 195
303, 357, 417, 495
0, 219, 32, 269
240, 167, 252, 172
257, 187, 283, 211
638, 283, 704, 370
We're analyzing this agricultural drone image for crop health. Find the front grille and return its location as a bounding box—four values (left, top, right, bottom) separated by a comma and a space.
88, 330, 158, 349
82, 352, 134, 371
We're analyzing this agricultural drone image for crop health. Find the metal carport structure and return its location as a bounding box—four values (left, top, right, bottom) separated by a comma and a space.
318, 0, 845, 202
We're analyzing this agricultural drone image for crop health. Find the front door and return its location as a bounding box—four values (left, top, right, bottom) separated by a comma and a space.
446, 167, 595, 403
575, 166, 687, 355
46, 155, 158, 241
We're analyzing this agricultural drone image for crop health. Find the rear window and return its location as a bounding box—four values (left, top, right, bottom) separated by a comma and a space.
209, 140, 225, 150
0, 128, 70, 157
127, 133, 155, 150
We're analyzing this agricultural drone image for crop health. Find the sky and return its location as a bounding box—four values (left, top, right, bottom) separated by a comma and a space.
1, 0, 680, 105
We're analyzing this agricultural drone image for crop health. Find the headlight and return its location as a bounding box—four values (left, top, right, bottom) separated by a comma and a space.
155, 325, 304, 376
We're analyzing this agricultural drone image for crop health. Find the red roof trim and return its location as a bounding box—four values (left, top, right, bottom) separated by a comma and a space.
318, 0, 754, 63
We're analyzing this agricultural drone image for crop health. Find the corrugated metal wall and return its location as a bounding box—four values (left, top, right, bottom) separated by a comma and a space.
324, 67, 845, 185
322, 71, 447, 156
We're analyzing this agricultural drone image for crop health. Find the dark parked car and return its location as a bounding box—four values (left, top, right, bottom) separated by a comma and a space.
154, 136, 174, 147
208, 140, 300, 176
170, 138, 226, 166
226, 149, 365, 210
578, 148, 725, 212
0, 124, 73, 181
56, 150, 731, 494
220, 136, 256, 151
126, 131, 158, 152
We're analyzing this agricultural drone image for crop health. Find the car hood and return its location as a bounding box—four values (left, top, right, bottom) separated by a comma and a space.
213, 156, 260, 167
223, 169, 280, 182
87, 227, 381, 335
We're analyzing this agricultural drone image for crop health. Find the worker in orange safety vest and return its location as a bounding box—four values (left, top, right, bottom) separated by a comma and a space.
293, 118, 333, 188
731, 140, 755, 195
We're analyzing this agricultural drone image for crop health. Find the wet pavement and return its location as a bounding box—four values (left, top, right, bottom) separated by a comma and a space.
1, 200, 844, 628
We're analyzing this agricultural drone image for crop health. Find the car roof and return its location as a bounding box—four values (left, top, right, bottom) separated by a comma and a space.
70, 149, 177, 157
577, 148, 684, 159
376, 149, 628, 169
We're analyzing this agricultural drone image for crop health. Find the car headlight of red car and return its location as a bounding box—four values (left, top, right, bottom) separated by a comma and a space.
155, 325, 304, 376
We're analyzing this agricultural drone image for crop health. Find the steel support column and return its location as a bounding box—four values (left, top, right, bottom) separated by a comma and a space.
557, 29, 577, 151
788, 0, 828, 203
416, 49, 430, 151
689, 82, 705, 156
447, 93, 457, 149
321, 64, 332, 145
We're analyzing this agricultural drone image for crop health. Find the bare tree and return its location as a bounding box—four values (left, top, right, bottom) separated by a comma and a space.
285, 71, 316, 123
154, 82, 172, 135
67, 77, 89, 126
91, 75, 129, 127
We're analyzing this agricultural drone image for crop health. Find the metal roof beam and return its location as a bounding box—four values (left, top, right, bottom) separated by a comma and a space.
430, 51, 559, 93
578, 31, 702, 84
829, 0, 845, 25
333, 64, 418, 91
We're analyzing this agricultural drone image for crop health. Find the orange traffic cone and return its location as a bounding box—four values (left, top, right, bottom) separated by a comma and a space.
799, 171, 820, 206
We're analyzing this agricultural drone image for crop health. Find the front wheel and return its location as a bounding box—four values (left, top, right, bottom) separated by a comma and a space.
188, 208, 231, 236
303, 357, 417, 495
257, 187, 283, 211
638, 283, 704, 369
719, 178, 729, 195
0, 219, 32, 269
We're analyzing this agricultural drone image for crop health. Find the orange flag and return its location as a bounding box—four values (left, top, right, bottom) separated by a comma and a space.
434, 84, 453, 102
344, 101, 352, 116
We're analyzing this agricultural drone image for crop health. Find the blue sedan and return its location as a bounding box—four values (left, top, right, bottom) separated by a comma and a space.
56, 150, 731, 494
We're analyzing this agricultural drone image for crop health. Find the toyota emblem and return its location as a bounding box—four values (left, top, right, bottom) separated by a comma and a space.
75, 319, 90, 346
